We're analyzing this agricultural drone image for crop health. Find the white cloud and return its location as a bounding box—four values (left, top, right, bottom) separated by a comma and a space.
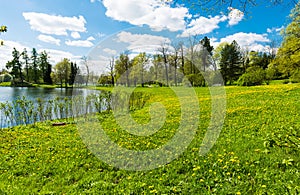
102, 0, 190, 31
219, 32, 271, 51
43, 49, 81, 64
180, 15, 227, 37
103, 48, 117, 55
267, 26, 284, 34
116, 31, 171, 53
65, 38, 94, 47
90, 0, 96, 2
228, 7, 244, 26
38, 34, 61, 46
71, 32, 81, 39
96, 33, 106, 38
23, 12, 87, 36
87, 36, 95, 41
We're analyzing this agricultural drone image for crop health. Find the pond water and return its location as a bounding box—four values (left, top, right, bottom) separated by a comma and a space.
0, 87, 104, 128
0, 87, 83, 103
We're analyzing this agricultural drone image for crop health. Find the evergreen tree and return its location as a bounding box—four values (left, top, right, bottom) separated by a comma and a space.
69, 62, 79, 87
6, 48, 23, 84
31, 48, 39, 83
219, 40, 243, 85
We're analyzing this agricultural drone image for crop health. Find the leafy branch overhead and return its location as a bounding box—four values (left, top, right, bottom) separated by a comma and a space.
168, 0, 298, 13
0, 25, 7, 46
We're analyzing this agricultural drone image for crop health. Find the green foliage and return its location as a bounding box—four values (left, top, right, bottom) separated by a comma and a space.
272, 2, 300, 77
237, 66, 266, 86
290, 69, 300, 83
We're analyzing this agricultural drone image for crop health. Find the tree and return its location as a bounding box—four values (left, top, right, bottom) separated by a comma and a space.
199, 36, 214, 71
132, 52, 149, 87
6, 48, 23, 84
53, 58, 71, 88
271, 2, 300, 77
69, 62, 79, 87
39, 51, 52, 84
81, 56, 90, 86
158, 43, 170, 86
169, 44, 180, 86
31, 48, 39, 83
107, 57, 115, 86
115, 52, 132, 86
219, 40, 243, 85
21, 48, 30, 82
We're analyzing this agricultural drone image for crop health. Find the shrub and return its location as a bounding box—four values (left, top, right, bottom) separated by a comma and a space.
237, 66, 266, 86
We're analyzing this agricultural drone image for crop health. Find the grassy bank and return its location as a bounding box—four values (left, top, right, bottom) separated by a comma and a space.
0, 84, 299, 194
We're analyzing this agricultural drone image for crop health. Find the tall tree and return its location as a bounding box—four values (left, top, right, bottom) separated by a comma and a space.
115, 52, 132, 86
169, 44, 180, 86
21, 48, 30, 82
200, 36, 214, 71
53, 58, 71, 88
132, 52, 149, 87
107, 57, 115, 86
31, 48, 39, 83
39, 51, 52, 84
6, 48, 23, 84
219, 40, 243, 85
81, 56, 90, 86
69, 62, 79, 87
271, 2, 300, 77
158, 43, 170, 86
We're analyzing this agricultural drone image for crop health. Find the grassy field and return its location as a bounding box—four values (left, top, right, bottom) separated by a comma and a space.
0, 84, 299, 194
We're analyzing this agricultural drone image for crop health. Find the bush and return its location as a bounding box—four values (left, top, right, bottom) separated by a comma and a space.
237, 66, 266, 86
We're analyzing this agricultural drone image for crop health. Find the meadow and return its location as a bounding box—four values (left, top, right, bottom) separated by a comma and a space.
0, 83, 299, 194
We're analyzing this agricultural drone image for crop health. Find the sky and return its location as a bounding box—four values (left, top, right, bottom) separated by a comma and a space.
0, 0, 295, 72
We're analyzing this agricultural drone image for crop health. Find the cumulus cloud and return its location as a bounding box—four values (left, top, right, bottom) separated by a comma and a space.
103, 48, 117, 55
116, 31, 171, 53
38, 34, 61, 46
23, 12, 87, 36
71, 32, 81, 39
180, 15, 227, 37
228, 7, 244, 26
219, 32, 271, 51
102, 0, 190, 31
65, 38, 94, 47
44, 49, 81, 64
267, 26, 284, 34
87, 36, 95, 41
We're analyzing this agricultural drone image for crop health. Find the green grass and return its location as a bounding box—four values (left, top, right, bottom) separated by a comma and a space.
0, 84, 299, 194
0, 82, 11, 87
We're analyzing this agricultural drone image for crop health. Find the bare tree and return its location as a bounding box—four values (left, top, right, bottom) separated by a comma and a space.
158, 43, 170, 86
107, 56, 115, 86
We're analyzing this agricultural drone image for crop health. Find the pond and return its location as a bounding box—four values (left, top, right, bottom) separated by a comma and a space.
0, 87, 82, 103
0, 87, 108, 128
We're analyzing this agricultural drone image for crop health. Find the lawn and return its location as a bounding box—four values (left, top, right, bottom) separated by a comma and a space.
0, 84, 299, 194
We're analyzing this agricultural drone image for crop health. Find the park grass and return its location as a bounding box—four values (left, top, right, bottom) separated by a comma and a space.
0, 84, 299, 194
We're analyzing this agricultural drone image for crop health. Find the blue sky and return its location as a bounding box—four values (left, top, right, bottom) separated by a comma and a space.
0, 0, 295, 71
